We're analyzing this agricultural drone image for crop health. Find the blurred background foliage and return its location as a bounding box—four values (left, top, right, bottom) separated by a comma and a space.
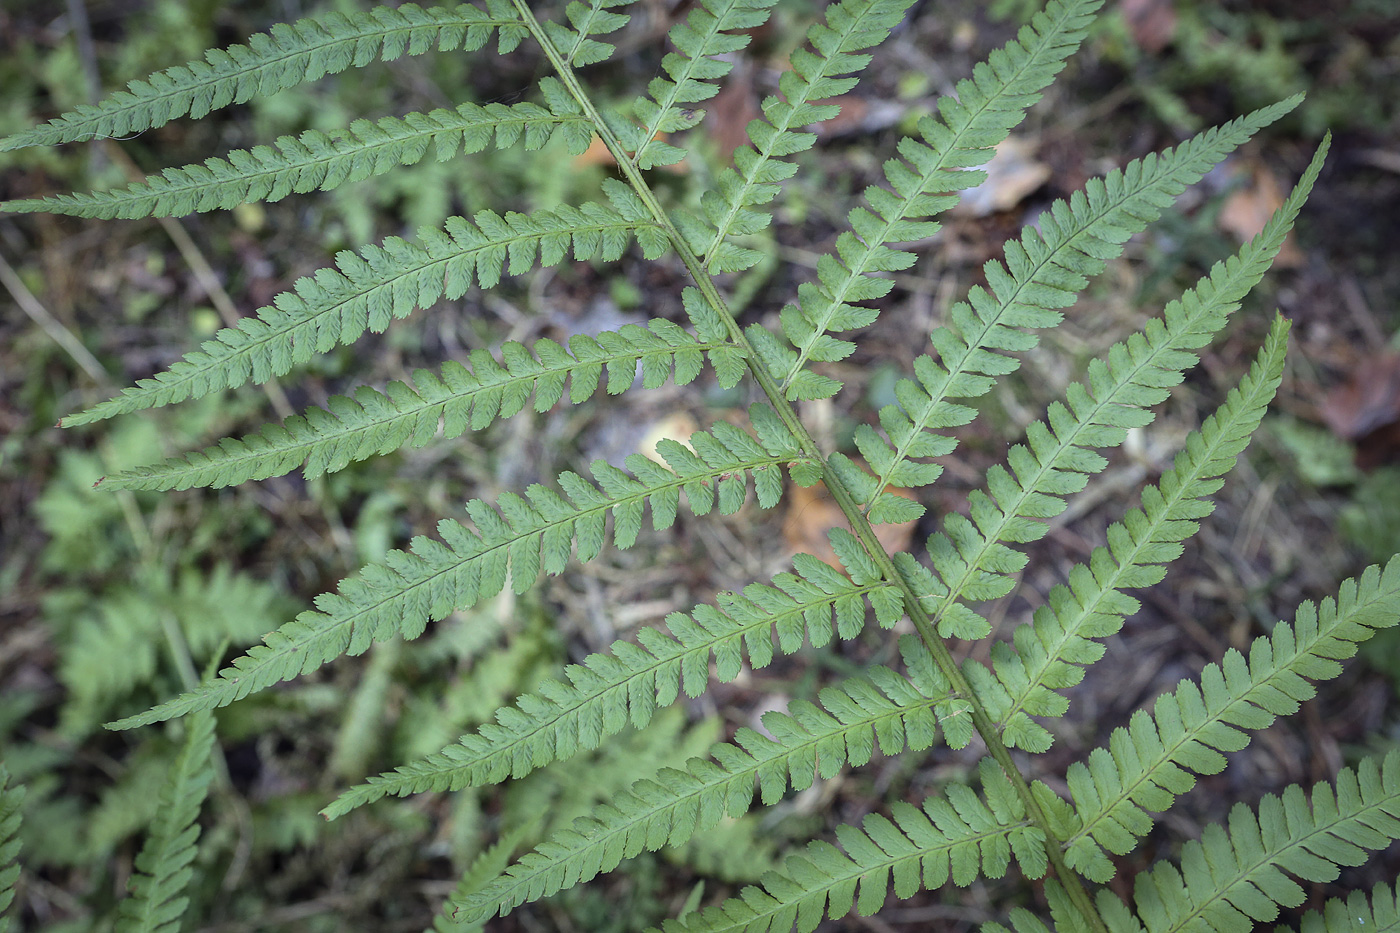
2, 0, 1399, 930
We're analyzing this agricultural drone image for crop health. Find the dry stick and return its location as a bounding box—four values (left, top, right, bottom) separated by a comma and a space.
0, 250, 110, 387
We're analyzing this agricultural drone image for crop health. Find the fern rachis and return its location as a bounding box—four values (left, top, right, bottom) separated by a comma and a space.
1, 1, 1380, 932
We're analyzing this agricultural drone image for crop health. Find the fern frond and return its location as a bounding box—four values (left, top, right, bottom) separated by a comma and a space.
625, 0, 780, 170
1096, 751, 1400, 933
63, 182, 665, 427
956, 311, 1284, 768
1293, 880, 1400, 933
113, 710, 217, 933
988, 880, 1098, 933
1061, 553, 1400, 882
542, 0, 633, 67
0, 3, 526, 151
769, 0, 1100, 402
323, 527, 906, 819
873, 122, 1319, 622
869, 135, 1321, 650
101, 320, 730, 490
0, 766, 22, 933
838, 97, 1302, 522
657, 760, 1042, 933
454, 636, 957, 922
2, 82, 592, 219
681, 0, 918, 274
966, 138, 1329, 746
109, 418, 808, 730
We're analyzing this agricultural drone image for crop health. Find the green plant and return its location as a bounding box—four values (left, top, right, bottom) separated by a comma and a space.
1, 1, 1384, 932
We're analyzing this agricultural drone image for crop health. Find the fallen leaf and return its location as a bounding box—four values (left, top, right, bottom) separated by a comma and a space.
782, 481, 918, 568
1121, 0, 1177, 53
955, 138, 1051, 217
1321, 351, 1400, 469
809, 95, 905, 138
706, 58, 762, 159
1219, 160, 1303, 267
573, 131, 688, 173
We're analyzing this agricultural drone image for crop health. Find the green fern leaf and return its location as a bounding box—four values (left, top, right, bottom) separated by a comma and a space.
690, 0, 919, 274
773, 0, 1102, 399
101, 321, 729, 490
849, 97, 1302, 519
972, 137, 1329, 744
628, 0, 780, 169
543, 0, 633, 67
0, 3, 526, 151
1035, 316, 1291, 873
109, 421, 810, 730
454, 636, 956, 922
113, 711, 217, 933
323, 528, 903, 819
1293, 881, 1400, 933
63, 186, 662, 428
0, 766, 22, 933
430, 822, 534, 933
656, 760, 1037, 933
989, 880, 1102, 933
2, 83, 591, 219
1098, 751, 1400, 933
1061, 553, 1400, 880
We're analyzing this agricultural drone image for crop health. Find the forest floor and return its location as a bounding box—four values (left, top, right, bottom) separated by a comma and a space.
2, 1, 1400, 931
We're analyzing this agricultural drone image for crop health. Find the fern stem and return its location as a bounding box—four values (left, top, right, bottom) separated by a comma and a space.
517, 6, 1107, 929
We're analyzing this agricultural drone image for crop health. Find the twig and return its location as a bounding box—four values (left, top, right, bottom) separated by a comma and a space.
0, 249, 110, 387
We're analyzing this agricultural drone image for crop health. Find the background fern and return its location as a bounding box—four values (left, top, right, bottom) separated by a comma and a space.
3, 0, 1397, 932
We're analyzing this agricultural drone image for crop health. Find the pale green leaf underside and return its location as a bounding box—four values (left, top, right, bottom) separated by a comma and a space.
626, 0, 779, 170
1063, 553, 1400, 881
108, 420, 808, 730
0, 0, 1354, 929
324, 526, 905, 819
2, 88, 593, 219
457, 636, 956, 922
689, 0, 919, 274
101, 320, 727, 490
550, 0, 632, 67
1294, 881, 1400, 933
975, 136, 1329, 748
0, 766, 23, 933
114, 711, 216, 933
0, 3, 527, 151
658, 761, 1042, 933
1098, 751, 1400, 933
849, 95, 1301, 522
63, 187, 664, 427
775, 0, 1103, 399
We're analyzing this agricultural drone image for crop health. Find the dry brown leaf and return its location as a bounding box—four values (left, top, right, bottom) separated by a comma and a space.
706, 59, 762, 159
1121, 0, 1177, 53
782, 481, 918, 568
1219, 161, 1303, 267
956, 138, 1051, 217
637, 411, 700, 462
810, 95, 905, 138
1320, 352, 1400, 470
1321, 352, 1400, 440
572, 132, 688, 173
